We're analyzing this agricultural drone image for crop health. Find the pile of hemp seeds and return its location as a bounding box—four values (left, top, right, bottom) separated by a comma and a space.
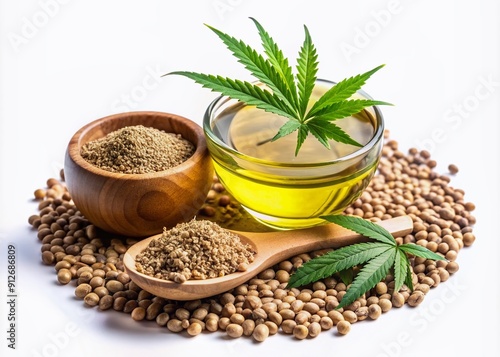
29, 131, 476, 341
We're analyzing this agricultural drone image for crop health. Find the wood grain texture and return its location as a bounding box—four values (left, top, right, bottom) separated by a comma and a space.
123, 215, 413, 300
64, 111, 214, 238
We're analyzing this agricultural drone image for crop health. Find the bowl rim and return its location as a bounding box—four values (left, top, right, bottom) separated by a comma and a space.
203, 79, 385, 168
66, 111, 207, 180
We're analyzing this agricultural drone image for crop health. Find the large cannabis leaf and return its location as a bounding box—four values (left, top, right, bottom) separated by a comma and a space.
287, 215, 446, 309
166, 18, 391, 156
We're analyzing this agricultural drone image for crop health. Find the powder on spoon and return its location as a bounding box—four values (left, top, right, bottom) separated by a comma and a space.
135, 219, 255, 283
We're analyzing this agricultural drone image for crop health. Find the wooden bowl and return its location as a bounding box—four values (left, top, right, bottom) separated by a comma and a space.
64, 111, 214, 238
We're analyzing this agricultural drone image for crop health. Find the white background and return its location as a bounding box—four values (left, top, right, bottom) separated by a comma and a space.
1, 0, 499, 356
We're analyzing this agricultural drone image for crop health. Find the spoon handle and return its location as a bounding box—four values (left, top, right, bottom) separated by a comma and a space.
249, 215, 414, 267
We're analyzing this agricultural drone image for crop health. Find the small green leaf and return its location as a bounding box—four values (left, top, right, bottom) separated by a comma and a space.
309, 99, 392, 121
296, 25, 318, 120
271, 120, 301, 142
306, 121, 331, 149
307, 119, 362, 148
205, 24, 298, 118
295, 124, 310, 156
321, 215, 397, 246
338, 248, 396, 309
399, 244, 446, 261
166, 72, 296, 121
402, 253, 414, 291
287, 242, 390, 288
394, 249, 408, 293
250, 17, 298, 108
338, 268, 354, 286
307, 64, 386, 118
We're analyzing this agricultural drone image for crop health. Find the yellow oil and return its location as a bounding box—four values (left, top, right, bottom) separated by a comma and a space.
207, 87, 383, 229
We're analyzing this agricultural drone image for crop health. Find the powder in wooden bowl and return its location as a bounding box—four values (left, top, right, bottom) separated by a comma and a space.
135, 219, 255, 283
81, 125, 194, 174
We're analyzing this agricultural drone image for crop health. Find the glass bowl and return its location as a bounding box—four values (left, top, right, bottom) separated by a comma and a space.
203, 79, 385, 230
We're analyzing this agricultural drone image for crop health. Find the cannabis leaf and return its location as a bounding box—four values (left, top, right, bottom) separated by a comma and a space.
165, 18, 391, 156
287, 215, 446, 309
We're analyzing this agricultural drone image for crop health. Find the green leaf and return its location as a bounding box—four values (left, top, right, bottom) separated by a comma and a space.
296, 25, 318, 120
306, 120, 330, 149
309, 99, 392, 121
287, 215, 429, 310
338, 268, 354, 286
166, 72, 296, 121
287, 242, 390, 288
321, 215, 397, 246
250, 17, 298, 109
307, 64, 386, 118
295, 124, 310, 156
307, 119, 362, 148
271, 120, 301, 142
205, 24, 298, 118
167, 19, 390, 156
402, 252, 414, 291
399, 244, 447, 261
338, 248, 396, 309
393, 249, 408, 293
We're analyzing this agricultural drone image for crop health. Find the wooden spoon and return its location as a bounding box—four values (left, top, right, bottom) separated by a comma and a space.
123, 216, 413, 301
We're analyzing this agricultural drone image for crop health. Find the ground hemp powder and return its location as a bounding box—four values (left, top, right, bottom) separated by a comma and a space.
135, 219, 255, 283
81, 125, 194, 174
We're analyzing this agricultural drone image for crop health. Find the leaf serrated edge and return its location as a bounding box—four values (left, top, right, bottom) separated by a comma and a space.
204, 23, 299, 119
296, 24, 318, 120
399, 244, 446, 261
321, 215, 396, 246
394, 249, 409, 293
165, 72, 297, 121
249, 17, 298, 108
337, 248, 396, 309
287, 242, 390, 288
307, 120, 362, 147
307, 64, 387, 118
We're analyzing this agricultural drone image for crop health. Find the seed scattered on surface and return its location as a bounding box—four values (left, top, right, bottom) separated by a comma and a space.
131, 307, 146, 321
75, 284, 92, 299
308, 322, 321, 338
29, 133, 477, 341
368, 304, 382, 320
293, 324, 309, 340
187, 322, 203, 336
84, 292, 100, 307
226, 323, 244, 338
252, 323, 270, 342
57, 269, 72, 285
448, 164, 459, 174
337, 320, 351, 335
99, 295, 114, 310
42, 251, 55, 265
156, 313, 170, 326
34, 188, 46, 200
